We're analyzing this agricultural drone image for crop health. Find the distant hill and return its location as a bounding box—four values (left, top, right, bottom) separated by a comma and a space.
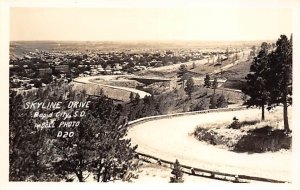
10, 40, 263, 56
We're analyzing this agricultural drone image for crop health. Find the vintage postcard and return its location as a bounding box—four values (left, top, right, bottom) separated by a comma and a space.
1, 0, 299, 189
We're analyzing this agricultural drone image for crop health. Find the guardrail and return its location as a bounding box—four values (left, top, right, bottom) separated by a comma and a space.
128, 107, 248, 128
136, 150, 288, 183
128, 107, 290, 183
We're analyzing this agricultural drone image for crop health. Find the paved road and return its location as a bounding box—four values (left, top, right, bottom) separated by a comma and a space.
127, 108, 291, 182
73, 75, 151, 98
148, 50, 250, 73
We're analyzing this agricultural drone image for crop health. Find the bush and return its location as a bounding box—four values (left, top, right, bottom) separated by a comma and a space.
228, 120, 242, 129
170, 159, 184, 183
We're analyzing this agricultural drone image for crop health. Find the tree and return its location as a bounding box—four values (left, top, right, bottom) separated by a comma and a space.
216, 94, 228, 108
209, 95, 217, 109
243, 42, 270, 121
170, 159, 184, 183
54, 95, 138, 182
204, 73, 211, 88
184, 77, 195, 100
267, 35, 292, 131
134, 93, 140, 104
212, 78, 218, 95
177, 64, 188, 87
9, 90, 54, 181
32, 79, 42, 88
10, 84, 138, 182
129, 92, 135, 102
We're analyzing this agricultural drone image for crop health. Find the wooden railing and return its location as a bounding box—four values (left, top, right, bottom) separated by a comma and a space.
136, 152, 288, 183
128, 107, 290, 183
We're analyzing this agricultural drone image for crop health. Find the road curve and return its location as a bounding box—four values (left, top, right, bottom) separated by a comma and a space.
73, 75, 151, 98
127, 108, 291, 182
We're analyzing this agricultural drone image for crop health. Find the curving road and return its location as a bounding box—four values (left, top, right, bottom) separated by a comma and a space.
127, 108, 291, 182
73, 62, 291, 182
73, 75, 151, 98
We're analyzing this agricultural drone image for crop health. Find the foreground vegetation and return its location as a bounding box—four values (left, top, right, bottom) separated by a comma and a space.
9, 85, 138, 182
194, 108, 292, 152
194, 34, 293, 152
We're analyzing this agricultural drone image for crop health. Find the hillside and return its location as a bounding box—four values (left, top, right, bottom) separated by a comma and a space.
214, 60, 252, 90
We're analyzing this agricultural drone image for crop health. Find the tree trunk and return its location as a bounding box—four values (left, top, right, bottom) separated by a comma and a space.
261, 104, 265, 121
283, 101, 290, 132
76, 171, 84, 182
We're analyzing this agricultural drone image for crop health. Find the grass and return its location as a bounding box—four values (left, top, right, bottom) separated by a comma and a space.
213, 60, 252, 90
194, 107, 292, 152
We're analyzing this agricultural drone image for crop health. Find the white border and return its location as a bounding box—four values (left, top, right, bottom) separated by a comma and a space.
1, 1, 299, 190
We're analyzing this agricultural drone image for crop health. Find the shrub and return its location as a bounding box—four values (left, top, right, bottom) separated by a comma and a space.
170, 159, 184, 183
228, 120, 242, 129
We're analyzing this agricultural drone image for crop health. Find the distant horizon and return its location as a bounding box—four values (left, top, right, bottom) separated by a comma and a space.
10, 8, 292, 42
10, 39, 279, 43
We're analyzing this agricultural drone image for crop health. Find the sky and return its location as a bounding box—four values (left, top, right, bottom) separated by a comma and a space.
10, 7, 292, 41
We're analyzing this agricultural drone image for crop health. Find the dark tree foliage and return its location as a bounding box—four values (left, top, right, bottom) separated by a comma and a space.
243, 42, 270, 121
170, 159, 184, 183
212, 78, 218, 95
177, 64, 188, 86
216, 94, 228, 108
184, 77, 195, 100
209, 94, 227, 109
9, 90, 54, 181
134, 93, 140, 104
53, 94, 138, 182
210, 96, 217, 109
243, 35, 292, 131
267, 35, 292, 131
126, 95, 158, 121
32, 79, 42, 88
9, 85, 138, 182
129, 92, 135, 102
204, 73, 211, 88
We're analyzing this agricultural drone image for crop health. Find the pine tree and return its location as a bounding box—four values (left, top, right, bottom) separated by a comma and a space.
217, 94, 228, 108
204, 73, 211, 88
243, 42, 270, 121
129, 92, 135, 102
184, 77, 195, 100
134, 93, 140, 104
267, 35, 292, 131
53, 95, 138, 182
170, 159, 184, 183
212, 78, 218, 95
177, 64, 188, 87
9, 90, 53, 181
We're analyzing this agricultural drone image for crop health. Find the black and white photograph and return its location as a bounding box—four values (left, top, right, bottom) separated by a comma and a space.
1, 0, 300, 188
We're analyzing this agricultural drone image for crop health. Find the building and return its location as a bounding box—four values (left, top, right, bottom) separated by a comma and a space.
54, 65, 70, 73
38, 68, 52, 76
